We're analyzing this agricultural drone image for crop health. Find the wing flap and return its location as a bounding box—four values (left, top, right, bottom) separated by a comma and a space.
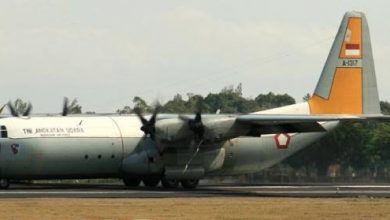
237, 114, 362, 124
237, 114, 366, 135
245, 121, 326, 136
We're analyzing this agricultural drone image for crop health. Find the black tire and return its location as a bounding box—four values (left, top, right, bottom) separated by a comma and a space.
161, 177, 179, 189
0, 179, 10, 189
142, 176, 160, 187
181, 179, 199, 189
123, 177, 141, 187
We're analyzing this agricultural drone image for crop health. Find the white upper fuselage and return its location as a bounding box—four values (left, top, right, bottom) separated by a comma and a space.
1, 116, 144, 139
0, 101, 311, 139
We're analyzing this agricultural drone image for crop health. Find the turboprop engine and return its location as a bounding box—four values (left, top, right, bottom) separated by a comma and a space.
121, 134, 164, 176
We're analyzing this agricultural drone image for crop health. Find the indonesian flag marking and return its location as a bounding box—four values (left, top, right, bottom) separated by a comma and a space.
345, 43, 360, 56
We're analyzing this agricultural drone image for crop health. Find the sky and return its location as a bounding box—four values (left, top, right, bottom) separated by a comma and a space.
0, 0, 389, 113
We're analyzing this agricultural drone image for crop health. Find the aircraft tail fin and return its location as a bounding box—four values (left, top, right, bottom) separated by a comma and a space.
308, 11, 380, 115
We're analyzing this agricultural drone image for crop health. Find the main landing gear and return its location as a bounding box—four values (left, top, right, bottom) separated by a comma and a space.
161, 177, 179, 189
142, 175, 161, 187
180, 179, 199, 189
123, 176, 199, 189
123, 176, 141, 187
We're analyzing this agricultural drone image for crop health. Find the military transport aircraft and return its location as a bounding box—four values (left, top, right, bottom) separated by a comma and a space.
0, 11, 384, 189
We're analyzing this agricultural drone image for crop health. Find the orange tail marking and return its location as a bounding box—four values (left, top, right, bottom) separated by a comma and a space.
309, 68, 363, 114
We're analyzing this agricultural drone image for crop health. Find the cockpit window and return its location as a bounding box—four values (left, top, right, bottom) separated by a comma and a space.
0, 126, 8, 138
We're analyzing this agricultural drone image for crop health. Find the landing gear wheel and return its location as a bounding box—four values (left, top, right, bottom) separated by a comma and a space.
123, 177, 141, 187
181, 179, 199, 189
142, 176, 160, 187
161, 177, 179, 189
0, 179, 10, 189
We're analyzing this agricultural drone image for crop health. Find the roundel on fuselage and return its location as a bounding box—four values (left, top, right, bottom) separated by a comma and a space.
274, 133, 291, 149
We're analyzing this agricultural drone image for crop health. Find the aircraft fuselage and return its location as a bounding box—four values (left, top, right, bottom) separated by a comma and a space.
0, 115, 337, 181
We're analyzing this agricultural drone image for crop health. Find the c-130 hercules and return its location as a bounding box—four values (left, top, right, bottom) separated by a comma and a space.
0, 11, 385, 189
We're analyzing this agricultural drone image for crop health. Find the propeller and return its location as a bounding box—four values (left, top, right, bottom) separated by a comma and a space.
179, 112, 205, 141
7, 101, 18, 117
188, 112, 205, 140
22, 103, 33, 116
62, 97, 69, 116
134, 105, 161, 140
0, 104, 7, 114
7, 101, 32, 117
180, 112, 205, 174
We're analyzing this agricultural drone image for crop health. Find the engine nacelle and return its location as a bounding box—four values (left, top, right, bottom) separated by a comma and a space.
156, 117, 243, 144
121, 148, 163, 175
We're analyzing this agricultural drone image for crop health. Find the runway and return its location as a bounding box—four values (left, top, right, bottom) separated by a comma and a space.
1, 183, 390, 198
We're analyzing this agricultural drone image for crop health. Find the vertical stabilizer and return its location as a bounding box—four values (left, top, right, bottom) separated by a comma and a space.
308, 11, 380, 115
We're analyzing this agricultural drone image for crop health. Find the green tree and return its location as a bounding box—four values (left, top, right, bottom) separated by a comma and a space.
162, 94, 189, 113
370, 122, 390, 167
255, 92, 296, 109
203, 84, 259, 113
302, 93, 311, 102
132, 96, 151, 113
380, 101, 390, 115
117, 106, 132, 114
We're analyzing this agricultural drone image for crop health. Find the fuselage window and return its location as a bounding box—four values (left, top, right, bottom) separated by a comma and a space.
0, 126, 8, 138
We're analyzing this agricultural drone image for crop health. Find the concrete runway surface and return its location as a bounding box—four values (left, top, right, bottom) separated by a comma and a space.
1, 183, 390, 198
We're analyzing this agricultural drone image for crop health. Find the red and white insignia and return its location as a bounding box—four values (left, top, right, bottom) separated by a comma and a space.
274, 133, 291, 149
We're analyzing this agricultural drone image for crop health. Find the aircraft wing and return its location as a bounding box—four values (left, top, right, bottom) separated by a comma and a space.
236, 114, 364, 124
155, 113, 371, 143
361, 115, 390, 121
235, 114, 365, 134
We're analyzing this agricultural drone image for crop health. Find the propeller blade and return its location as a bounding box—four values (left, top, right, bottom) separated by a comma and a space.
134, 108, 148, 125
0, 104, 6, 114
194, 112, 201, 122
22, 103, 33, 116
183, 112, 205, 140
7, 101, 18, 117
149, 104, 160, 126
134, 105, 160, 141
62, 97, 69, 116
